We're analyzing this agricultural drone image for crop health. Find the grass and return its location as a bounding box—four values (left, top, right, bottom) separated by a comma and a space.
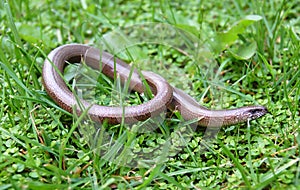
0, 0, 299, 189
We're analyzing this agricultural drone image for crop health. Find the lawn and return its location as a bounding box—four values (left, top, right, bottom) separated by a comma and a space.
0, 0, 299, 189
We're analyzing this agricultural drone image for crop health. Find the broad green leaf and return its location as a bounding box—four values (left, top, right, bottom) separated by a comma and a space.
228, 41, 257, 60
175, 24, 199, 38
102, 31, 146, 61
210, 15, 262, 54
18, 23, 53, 45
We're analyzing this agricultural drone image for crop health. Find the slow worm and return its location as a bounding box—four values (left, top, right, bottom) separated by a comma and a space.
42, 44, 268, 127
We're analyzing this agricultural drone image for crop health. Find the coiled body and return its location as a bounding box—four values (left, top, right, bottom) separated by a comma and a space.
42, 44, 268, 127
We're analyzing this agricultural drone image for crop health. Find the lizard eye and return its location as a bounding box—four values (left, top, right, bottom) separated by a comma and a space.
247, 107, 269, 119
